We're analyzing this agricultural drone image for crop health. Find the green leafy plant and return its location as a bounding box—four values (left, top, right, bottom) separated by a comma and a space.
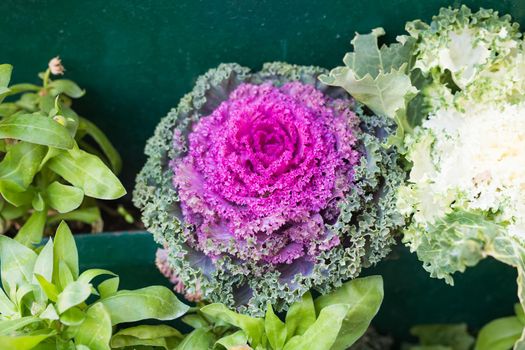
171, 276, 384, 350
0, 221, 189, 350
475, 304, 525, 350
404, 324, 475, 350
0, 59, 125, 242
404, 305, 525, 350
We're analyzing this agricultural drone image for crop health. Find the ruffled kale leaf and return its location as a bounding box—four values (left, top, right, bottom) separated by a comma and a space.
320, 27, 418, 147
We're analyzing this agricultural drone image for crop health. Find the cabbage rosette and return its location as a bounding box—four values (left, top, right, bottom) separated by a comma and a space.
134, 62, 404, 314
323, 8, 525, 340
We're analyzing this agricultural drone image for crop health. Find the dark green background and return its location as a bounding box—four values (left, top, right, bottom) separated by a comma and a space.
2, 0, 524, 344
2, 0, 524, 189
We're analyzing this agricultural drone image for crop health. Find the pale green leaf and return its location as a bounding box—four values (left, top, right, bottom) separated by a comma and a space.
411, 324, 474, 350
0, 332, 55, 350
58, 260, 75, 289
181, 314, 209, 329
99, 286, 189, 325
0, 235, 37, 296
285, 291, 316, 339
34, 274, 59, 302
0, 316, 41, 336
98, 277, 119, 299
56, 281, 91, 314
44, 181, 84, 214
0, 142, 46, 192
78, 269, 116, 285
201, 303, 264, 347
40, 304, 59, 321
475, 317, 523, 350
0, 64, 13, 104
0, 287, 16, 316
214, 330, 248, 350
78, 117, 122, 174
110, 325, 184, 349
320, 28, 417, 119
53, 221, 79, 281
265, 303, 286, 350
283, 304, 349, 350
14, 210, 47, 247
60, 307, 86, 326
176, 328, 215, 350
75, 303, 112, 350
0, 114, 74, 149
47, 147, 126, 200
314, 275, 384, 350
0, 64, 13, 88
48, 79, 85, 98
48, 206, 101, 226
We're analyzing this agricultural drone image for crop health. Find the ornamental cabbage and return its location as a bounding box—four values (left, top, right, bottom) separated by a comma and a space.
134, 62, 404, 314
324, 6, 525, 347
397, 6, 525, 289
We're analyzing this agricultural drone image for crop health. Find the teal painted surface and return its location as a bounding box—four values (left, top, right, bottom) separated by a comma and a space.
75, 232, 518, 341
1, 0, 525, 190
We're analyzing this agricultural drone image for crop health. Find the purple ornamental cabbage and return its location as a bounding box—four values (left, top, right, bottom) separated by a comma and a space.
134, 63, 404, 315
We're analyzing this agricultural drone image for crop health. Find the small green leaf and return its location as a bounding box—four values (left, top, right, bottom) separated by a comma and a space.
32, 239, 54, 290
32, 192, 45, 211
53, 221, 79, 281
40, 304, 59, 321
110, 325, 184, 349
47, 147, 126, 200
0, 316, 41, 336
0, 64, 13, 104
0, 235, 37, 296
75, 303, 112, 350
48, 79, 85, 98
48, 206, 101, 226
44, 181, 84, 214
283, 304, 350, 350
475, 317, 523, 350
98, 276, 119, 299
201, 303, 264, 347
32, 239, 53, 301
1, 202, 28, 220
214, 330, 248, 350
266, 303, 286, 350
0, 287, 16, 316
78, 269, 116, 285
182, 314, 209, 329
78, 117, 122, 174
0, 114, 74, 149
34, 274, 59, 302
0, 332, 55, 350
176, 328, 215, 350
516, 304, 525, 325
60, 306, 86, 326
0, 184, 35, 207
314, 276, 384, 350
58, 261, 75, 291
285, 292, 316, 339
0, 64, 13, 88
56, 281, 91, 314
0, 103, 19, 118
411, 324, 474, 350
0, 142, 47, 192
100, 286, 189, 325
14, 209, 47, 247
7, 83, 40, 95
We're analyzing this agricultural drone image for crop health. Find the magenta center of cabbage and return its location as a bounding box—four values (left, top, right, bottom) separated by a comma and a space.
172, 82, 359, 265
